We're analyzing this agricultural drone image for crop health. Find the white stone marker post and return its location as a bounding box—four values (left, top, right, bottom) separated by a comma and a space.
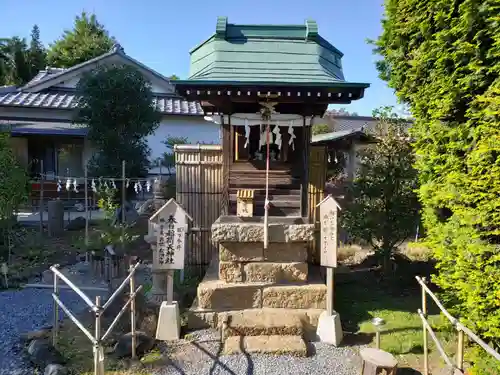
154, 198, 192, 341
316, 195, 343, 346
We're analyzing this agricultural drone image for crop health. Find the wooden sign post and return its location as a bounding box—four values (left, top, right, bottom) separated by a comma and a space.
316, 195, 343, 346
317, 195, 340, 315
155, 198, 192, 305
154, 198, 192, 341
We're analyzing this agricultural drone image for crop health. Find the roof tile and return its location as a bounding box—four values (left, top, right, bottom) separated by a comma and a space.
0, 91, 204, 116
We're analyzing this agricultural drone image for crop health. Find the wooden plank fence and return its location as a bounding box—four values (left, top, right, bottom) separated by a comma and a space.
175, 144, 327, 266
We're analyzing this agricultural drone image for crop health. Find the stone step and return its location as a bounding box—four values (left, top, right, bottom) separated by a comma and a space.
187, 306, 323, 341
222, 308, 304, 337
223, 335, 307, 357
219, 261, 308, 283
197, 279, 326, 310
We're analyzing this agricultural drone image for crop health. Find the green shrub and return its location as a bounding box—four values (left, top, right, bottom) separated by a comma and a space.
374, 0, 500, 364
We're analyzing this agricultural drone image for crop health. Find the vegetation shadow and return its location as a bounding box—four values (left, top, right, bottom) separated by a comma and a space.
336, 255, 439, 335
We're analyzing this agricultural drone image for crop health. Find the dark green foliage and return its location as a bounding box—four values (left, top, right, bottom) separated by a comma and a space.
161, 135, 188, 175
342, 107, 419, 270
74, 65, 160, 179
28, 25, 46, 77
47, 12, 114, 68
0, 37, 31, 85
0, 25, 47, 85
375, 0, 500, 365
0, 131, 29, 261
311, 123, 331, 135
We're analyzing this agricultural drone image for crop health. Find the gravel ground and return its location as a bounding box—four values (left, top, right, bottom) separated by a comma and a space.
154, 329, 363, 375
0, 262, 108, 375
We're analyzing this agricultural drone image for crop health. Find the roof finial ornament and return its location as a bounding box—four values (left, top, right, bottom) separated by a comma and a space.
111, 42, 125, 54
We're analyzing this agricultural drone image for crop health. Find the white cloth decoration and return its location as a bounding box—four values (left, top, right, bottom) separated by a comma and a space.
57, 180, 62, 192
125, 179, 130, 188
244, 119, 250, 149
65, 179, 71, 191
146, 180, 151, 192
72, 179, 78, 193
273, 125, 282, 150
91, 179, 97, 193
259, 125, 266, 149
288, 124, 296, 151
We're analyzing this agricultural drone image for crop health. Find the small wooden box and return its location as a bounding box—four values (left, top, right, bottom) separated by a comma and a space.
236, 189, 255, 217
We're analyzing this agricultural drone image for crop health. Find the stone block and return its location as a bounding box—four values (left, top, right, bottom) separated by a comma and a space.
262, 284, 327, 309
219, 243, 264, 262
212, 222, 315, 243
219, 261, 243, 282
244, 262, 308, 283
197, 280, 263, 309
223, 309, 303, 337
264, 242, 308, 262
223, 335, 307, 357
285, 224, 315, 242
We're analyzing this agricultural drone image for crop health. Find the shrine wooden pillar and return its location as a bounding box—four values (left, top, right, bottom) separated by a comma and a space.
301, 116, 312, 218
221, 115, 231, 215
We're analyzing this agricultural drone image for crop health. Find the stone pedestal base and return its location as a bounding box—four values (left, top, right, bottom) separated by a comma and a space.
316, 310, 343, 346
156, 301, 180, 341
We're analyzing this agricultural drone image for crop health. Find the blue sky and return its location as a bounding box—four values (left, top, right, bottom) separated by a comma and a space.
0, 0, 400, 116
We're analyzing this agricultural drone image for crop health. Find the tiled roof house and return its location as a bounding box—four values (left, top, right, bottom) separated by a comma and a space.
0, 44, 218, 177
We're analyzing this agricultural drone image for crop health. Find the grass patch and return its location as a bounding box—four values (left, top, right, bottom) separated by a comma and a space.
337, 271, 458, 373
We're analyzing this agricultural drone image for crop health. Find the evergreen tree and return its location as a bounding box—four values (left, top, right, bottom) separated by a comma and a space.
28, 25, 46, 77
342, 107, 419, 272
375, 0, 500, 370
47, 12, 115, 68
7, 37, 30, 85
74, 65, 160, 180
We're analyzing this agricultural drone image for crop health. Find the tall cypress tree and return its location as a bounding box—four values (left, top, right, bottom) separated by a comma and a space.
28, 25, 46, 77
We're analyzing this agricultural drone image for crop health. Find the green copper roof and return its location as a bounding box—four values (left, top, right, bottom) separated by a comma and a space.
187, 17, 365, 85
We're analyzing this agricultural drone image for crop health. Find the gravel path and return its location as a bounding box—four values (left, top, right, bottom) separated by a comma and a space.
154, 329, 363, 375
0, 262, 108, 375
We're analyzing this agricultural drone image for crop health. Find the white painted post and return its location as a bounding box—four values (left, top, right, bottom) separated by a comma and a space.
316, 195, 343, 346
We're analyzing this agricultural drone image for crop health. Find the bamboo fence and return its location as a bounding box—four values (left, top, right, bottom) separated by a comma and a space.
174, 145, 223, 265
308, 145, 328, 263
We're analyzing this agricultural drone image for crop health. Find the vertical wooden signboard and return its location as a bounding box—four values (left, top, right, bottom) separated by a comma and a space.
155, 198, 192, 304
316, 195, 341, 315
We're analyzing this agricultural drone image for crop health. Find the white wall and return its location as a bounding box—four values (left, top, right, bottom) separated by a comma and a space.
147, 116, 220, 174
